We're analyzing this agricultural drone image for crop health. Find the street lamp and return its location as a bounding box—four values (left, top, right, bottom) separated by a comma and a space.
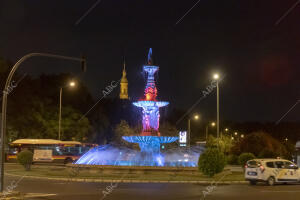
69, 81, 76, 87
234, 132, 238, 136
205, 121, 216, 140
0, 53, 86, 192
225, 128, 229, 132
58, 81, 76, 141
188, 114, 199, 148
213, 73, 220, 139
241, 134, 244, 138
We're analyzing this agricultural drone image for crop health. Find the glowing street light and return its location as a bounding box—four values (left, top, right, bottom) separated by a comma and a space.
213, 73, 220, 80
69, 81, 76, 87
213, 73, 220, 139
241, 134, 244, 138
225, 128, 229, 132
188, 114, 199, 148
234, 132, 238, 136
205, 121, 216, 141
59, 80, 77, 140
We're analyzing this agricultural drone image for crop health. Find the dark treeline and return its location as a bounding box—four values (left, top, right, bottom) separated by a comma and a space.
1, 57, 299, 146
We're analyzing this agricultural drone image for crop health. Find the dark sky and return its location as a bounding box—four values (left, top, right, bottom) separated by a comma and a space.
0, 0, 300, 123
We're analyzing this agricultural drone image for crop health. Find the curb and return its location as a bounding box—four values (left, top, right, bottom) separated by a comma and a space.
4, 172, 248, 185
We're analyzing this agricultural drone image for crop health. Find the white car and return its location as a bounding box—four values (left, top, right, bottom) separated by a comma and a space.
245, 159, 300, 186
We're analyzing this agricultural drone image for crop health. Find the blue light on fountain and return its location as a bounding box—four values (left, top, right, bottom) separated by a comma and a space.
75, 49, 203, 167
121, 48, 179, 166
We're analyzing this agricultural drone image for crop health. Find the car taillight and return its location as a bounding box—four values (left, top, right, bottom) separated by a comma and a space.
260, 165, 265, 173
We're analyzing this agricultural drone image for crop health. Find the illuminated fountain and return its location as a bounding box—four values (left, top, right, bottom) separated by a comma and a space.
75, 49, 202, 167
122, 48, 178, 165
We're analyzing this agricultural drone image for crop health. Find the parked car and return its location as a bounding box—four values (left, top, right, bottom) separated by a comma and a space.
245, 158, 299, 186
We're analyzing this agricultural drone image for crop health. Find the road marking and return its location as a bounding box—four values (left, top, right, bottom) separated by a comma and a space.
261, 190, 300, 193
24, 193, 57, 197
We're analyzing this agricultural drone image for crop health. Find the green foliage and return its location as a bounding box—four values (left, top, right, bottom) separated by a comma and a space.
227, 154, 239, 165
283, 142, 295, 160
198, 147, 226, 177
238, 153, 255, 166
8, 97, 90, 141
17, 150, 33, 171
114, 120, 135, 145
258, 149, 278, 158
206, 135, 233, 155
233, 132, 288, 158
1, 72, 93, 143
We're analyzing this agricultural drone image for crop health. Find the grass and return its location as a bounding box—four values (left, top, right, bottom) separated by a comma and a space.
4, 163, 245, 182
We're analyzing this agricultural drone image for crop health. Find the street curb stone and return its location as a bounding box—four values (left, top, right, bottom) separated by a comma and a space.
5, 172, 248, 185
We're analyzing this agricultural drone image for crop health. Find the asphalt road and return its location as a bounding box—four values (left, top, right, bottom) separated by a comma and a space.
3, 175, 300, 200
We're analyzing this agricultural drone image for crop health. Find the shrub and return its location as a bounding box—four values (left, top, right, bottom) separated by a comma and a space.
17, 150, 33, 171
227, 154, 239, 165
238, 152, 255, 166
258, 149, 278, 158
198, 147, 226, 177
233, 131, 287, 157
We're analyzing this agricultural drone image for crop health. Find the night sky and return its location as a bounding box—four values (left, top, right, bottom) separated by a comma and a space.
0, 0, 300, 123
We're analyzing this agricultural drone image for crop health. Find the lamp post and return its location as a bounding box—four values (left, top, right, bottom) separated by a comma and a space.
0, 53, 86, 192
58, 81, 76, 141
213, 73, 220, 139
205, 122, 216, 140
188, 114, 199, 148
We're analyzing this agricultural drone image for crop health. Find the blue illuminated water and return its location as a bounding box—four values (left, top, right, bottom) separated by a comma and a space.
75, 143, 203, 167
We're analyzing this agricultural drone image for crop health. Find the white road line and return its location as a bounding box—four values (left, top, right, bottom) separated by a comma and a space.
261, 190, 300, 193
24, 193, 57, 197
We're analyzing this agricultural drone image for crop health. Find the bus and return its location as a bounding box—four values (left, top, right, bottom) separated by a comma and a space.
6, 139, 97, 164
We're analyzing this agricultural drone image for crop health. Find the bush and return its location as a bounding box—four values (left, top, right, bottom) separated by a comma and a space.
233, 131, 287, 157
258, 149, 278, 158
227, 154, 239, 165
17, 150, 33, 171
238, 152, 255, 166
198, 147, 226, 177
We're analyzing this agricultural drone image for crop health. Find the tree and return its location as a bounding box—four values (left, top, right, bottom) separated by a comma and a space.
8, 97, 90, 141
198, 147, 226, 177
238, 153, 255, 166
206, 135, 233, 155
232, 131, 288, 158
113, 120, 135, 145
1, 70, 93, 142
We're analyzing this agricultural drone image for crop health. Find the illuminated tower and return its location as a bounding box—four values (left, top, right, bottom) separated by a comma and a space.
119, 61, 128, 99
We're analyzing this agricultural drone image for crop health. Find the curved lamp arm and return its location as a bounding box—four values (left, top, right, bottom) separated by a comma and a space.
0, 53, 86, 192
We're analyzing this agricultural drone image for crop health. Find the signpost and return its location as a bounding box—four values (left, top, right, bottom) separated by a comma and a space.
179, 131, 187, 147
